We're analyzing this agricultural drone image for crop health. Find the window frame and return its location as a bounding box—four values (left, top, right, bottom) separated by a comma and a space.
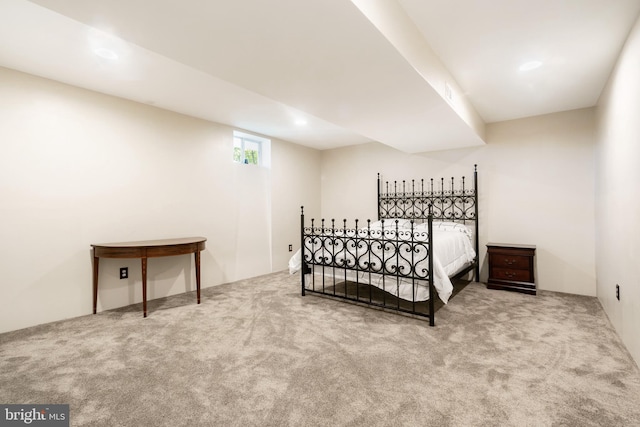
233, 131, 270, 168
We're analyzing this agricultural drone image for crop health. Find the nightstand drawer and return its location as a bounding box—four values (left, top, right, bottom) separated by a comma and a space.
491, 267, 532, 283
490, 255, 530, 270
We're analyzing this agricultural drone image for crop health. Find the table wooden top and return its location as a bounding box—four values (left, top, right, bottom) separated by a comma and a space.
91, 237, 207, 248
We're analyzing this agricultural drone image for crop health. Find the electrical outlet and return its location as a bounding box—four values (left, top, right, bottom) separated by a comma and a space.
288, 244, 293, 252
120, 267, 128, 279
616, 284, 620, 301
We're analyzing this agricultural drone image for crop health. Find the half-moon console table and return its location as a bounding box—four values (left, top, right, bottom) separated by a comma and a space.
91, 237, 207, 317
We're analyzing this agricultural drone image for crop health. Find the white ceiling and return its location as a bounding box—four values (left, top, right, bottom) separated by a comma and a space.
399, 0, 640, 123
1, 0, 639, 153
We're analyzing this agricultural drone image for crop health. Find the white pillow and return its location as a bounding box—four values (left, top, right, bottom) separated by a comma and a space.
414, 221, 473, 236
433, 221, 473, 239
370, 218, 413, 229
433, 221, 465, 231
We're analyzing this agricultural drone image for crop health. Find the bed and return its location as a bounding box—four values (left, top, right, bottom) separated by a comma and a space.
290, 165, 479, 326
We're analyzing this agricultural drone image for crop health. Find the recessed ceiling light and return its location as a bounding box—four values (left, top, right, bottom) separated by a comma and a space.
295, 119, 308, 126
94, 47, 118, 60
519, 60, 542, 71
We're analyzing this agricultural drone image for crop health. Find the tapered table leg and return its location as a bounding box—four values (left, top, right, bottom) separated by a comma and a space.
92, 254, 99, 314
195, 251, 201, 304
141, 257, 147, 317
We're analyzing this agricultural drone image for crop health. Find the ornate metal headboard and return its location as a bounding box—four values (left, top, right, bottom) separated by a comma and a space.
377, 165, 478, 224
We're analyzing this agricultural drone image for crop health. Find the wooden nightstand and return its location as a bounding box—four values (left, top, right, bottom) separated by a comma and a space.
486, 243, 536, 295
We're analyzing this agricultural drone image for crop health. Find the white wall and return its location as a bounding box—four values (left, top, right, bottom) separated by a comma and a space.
0, 67, 321, 333
271, 139, 321, 270
595, 15, 640, 367
321, 108, 596, 295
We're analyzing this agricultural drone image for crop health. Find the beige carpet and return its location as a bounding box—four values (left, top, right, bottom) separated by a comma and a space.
1, 271, 639, 426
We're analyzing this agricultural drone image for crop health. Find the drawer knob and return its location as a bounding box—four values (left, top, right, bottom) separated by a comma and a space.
504, 258, 516, 265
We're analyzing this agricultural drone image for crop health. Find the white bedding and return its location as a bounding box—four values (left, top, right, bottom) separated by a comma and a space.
289, 222, 476, 304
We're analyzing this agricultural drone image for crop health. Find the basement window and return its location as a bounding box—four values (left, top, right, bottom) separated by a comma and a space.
233, 131, 271, 167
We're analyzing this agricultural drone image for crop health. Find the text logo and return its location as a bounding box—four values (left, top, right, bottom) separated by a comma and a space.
1, 405, 69, 426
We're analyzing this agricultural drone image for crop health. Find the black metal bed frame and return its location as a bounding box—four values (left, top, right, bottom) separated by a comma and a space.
300, 165, 478, 326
